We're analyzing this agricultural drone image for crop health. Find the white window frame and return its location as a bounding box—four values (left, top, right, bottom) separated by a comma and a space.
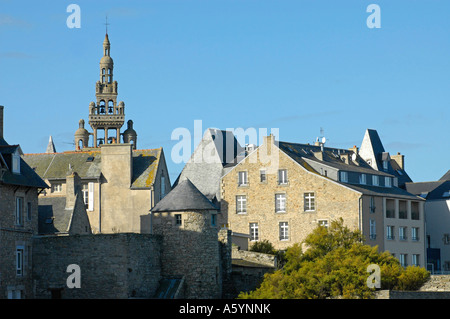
15, 197, 24, 226
12, 151, 21, 174
399, 254, 408, 267
279, 222, 289, 241
304, 192, 315, 212
386, 225, 395, 240
16, 246, 24, 277
51, 183, 62, 193
260, 170, 267, 183
318, 219, 329, 228
412, 254, 420, 266
399, 226, 407, 241
238, 171, 248, 186
275, 193, 286, 213
278, 169, 288, 185
250, 223, 259, 241
236, 195, 247, 214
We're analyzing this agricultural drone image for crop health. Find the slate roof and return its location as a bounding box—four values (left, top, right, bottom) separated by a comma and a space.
278, 141, 393, 177
151, 178, 218, 212
23, 148, 163, 188
0, 145, 49, 188
405, 180, 450, 201
440, 170, 450, 181
37, 196, 73, 234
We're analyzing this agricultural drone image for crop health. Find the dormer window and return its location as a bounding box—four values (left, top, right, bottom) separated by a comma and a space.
383, 160, 388, 171
360, 174, 367, 185
12, 150, 20, 174
340, 171, 348, 183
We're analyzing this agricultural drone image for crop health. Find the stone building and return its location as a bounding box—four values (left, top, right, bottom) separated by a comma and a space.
151, 178, 225, 298
0, 105, 49, 299
23, 34, 171, 234
173, 128, 244, 206
405, 171, 450, 273
221, 132, 426, 268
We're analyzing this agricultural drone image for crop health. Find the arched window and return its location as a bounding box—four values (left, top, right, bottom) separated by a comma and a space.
102, 68, 105, 74
108, 68, 111, 74
108, 101, 114, 114
99, 101, 106, 114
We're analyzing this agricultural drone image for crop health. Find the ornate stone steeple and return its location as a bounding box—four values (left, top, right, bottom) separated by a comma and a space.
87, 33, 127, 148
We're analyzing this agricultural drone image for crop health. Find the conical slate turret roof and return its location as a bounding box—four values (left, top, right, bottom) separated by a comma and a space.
151, 178, 218, 212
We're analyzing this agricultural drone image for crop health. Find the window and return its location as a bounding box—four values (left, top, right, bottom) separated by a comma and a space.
369, 196, 376, 213
82, 184, 89, 208
318, 220, 329, 228
369, 220, 376, 239
385, 177, 392, 187
236, 195, 247, 214
412, 227, 419, 241
260, 170, 267, 183
275, 194, 286, 213
278, 169, 288, 185
249, 223, 259, 241
383, 160, 388, 171
411, 202, 420, 220
360, 174, 367, 185
304, 192, 315, 212
399, 227, 407, 241
26, 202, 32, 221
12, 151, 20, 174
412, 254, 420, 267
340, 171, 348, 183
372, 175, 379, 186
16, 247, 24, 276
279, 222, 289, 241
399, 201, 407, 219
238, 171, 248, 186
386, 226, 395, 240
15, 197, 24, 226
399, 254, 408, 267
51, 183, 62, 193
175, 214, 182, 226
211, 214, 217, 227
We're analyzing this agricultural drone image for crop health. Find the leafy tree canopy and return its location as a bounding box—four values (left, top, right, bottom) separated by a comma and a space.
239, 218, 429, 299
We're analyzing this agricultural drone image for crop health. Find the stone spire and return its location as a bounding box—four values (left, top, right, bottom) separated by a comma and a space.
88, 33, 125, 148
46, 136, 56, 153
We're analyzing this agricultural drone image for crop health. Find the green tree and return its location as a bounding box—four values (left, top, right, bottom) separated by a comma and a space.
239, 218, 429, 299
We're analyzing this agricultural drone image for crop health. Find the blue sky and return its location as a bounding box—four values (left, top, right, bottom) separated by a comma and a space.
0, 0, 449, 183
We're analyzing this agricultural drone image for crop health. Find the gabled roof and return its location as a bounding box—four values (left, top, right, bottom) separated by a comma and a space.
24, 151, 102, 180
23, 147, 164, 188
439, 170, 450, 181
0, 145, 48, 188
151, 178, 218, 212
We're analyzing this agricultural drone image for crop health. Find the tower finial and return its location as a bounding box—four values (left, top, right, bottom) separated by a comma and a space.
105, 15, 110, 34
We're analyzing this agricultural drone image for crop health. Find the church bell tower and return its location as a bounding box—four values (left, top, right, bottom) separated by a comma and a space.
74, 32, 137, 150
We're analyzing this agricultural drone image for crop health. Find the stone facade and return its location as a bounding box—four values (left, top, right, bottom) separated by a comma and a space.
221, 135, 361, 251
221, 135, 426, 269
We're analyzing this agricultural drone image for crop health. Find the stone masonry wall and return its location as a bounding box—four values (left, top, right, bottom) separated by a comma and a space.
32, 233, 162, 299
152, 210, 222, 298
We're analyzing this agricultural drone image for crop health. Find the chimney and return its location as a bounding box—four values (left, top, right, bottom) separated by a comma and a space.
66, 171, 81, 209
349, 145, 358, 155
0, 105, 4, 139
391, 152, 405, 170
